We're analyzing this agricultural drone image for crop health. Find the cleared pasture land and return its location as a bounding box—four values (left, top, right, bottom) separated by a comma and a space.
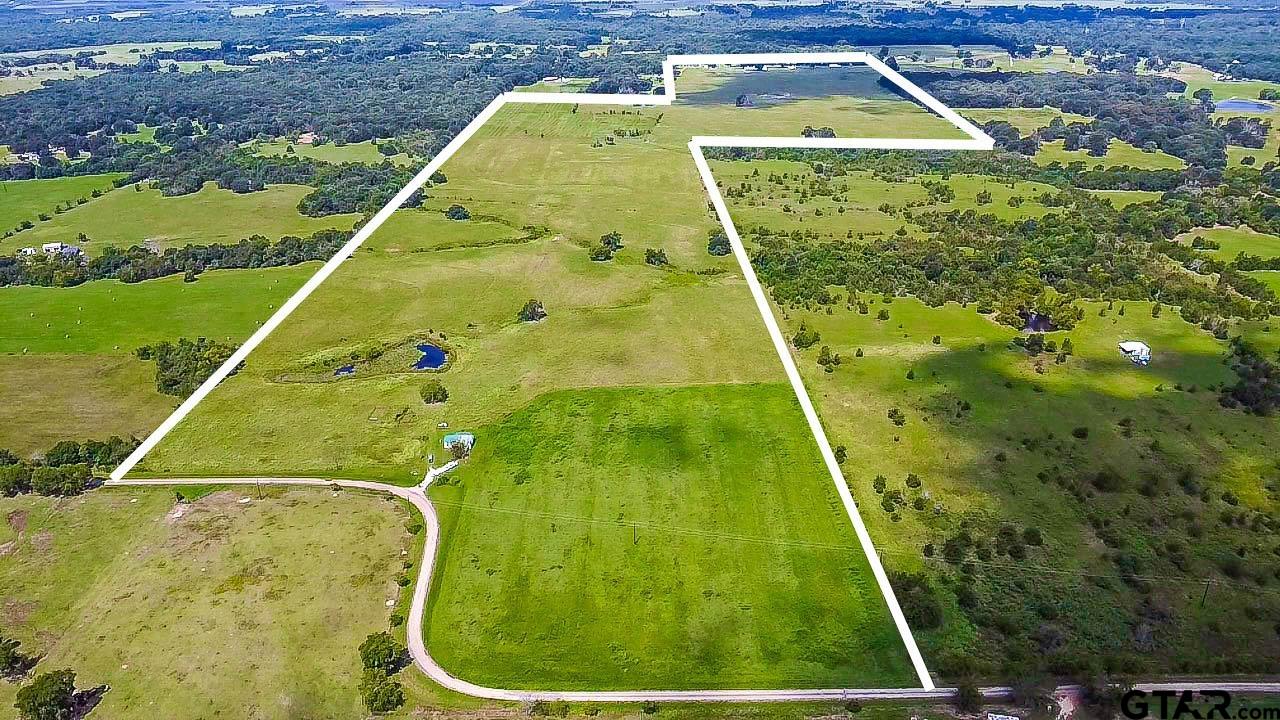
0, 487, 413, 718
1, 182, 360, 255
0, 265, 317, 455
427, 385, 915, 689
253, 137, 416, 166
1033, 139, 1185, 170
0, 174, 125, 234
133, 88, 949, 688
1177, 225, 1280, 262
720, 154, 1280, 678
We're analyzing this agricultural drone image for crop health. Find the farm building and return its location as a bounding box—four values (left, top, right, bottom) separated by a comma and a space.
1118, 341, 1152, 366
443, 432, 475, 451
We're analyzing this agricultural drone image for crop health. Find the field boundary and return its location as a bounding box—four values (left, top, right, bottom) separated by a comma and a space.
109, 51, 995, 693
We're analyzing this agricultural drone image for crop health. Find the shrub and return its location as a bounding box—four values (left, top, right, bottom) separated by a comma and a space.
517, 299, 547, 323
834, 445, 847, 464
359, 632, 407, 674
644, 248, 668, 266
706, 230, 731, 256
791, 323, 820, 350
889, 571, 943, 630
642, 700, 659, 714
15, 669, 77, 720
1023, 527, 1044, 546
30, 464, 89, 497
0, 464, 32, 497
420, 380, 448, 405
360, 669, 405, 713
444, 204, 470, 221
954, 681, 984, 713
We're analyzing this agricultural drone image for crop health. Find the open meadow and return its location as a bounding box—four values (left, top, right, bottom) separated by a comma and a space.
1, 181, 360, 256
0, 487, 415, 719
720, 152, 1280, 679
0, 265, 318, 455
0, 174, 125, 235
252, 137, 416, 167
130, 80, 957, 688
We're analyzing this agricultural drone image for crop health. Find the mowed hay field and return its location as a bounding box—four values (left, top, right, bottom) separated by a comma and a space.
426, 385, 915, 690
0, 487, 414, 719
0, 265, 317, 455
132, 95, 950, 687
1032, 139, 1185, 170
0, 181, 360, 256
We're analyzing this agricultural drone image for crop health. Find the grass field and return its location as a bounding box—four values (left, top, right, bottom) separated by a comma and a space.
252, 137, 416, 167
0, 174, 125, 235
1, 182, 360, 256
1157, 62, 1280, 103
426, 385, 915, 689
1247, 270, 1280, 295
126, 93, 949, 688
0, 487, 414, 718
958, 107, 1091, 134
0, 265, 317, 455
1033, 139, 1185, 170
1176, 225, 1280, 262
719, 152, 1280, 677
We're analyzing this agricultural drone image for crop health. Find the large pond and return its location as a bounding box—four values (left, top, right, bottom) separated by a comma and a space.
1215, 98, 1275, 113
680, 66, 900, 107
414, 343, 447, 370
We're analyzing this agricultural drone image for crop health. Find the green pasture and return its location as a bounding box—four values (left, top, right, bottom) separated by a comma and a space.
1086, 189, 1164, 208
117, 123, 158, 143
0, 265, 316, 455
0, 487, 413, 719
0, 40, 220, 65
958, 106, 1091, 134
252, 137, 416, 167
1, 181, 360, 255
1033, 139, 1185, 170
0, 65, 107, 96
0, 174, 125, 235
1247, 270, 1280, 295
1177, 225, 1280, 261
768, 294, 1279, 671
426, 384, 915, 689
1162, 62, 1280, 103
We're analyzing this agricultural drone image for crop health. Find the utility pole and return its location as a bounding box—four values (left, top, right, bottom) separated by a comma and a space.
1200, 579, 1211, 607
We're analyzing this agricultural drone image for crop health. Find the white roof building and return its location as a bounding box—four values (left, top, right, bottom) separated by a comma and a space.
1118, 341, 1152, 366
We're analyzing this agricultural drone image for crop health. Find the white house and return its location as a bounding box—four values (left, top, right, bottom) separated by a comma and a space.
41, 242, 82, 258
18, 247, 37, 256
1118, 341, 1152, 366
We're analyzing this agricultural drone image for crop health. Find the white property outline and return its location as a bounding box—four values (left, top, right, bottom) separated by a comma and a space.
109, 51, 993, 695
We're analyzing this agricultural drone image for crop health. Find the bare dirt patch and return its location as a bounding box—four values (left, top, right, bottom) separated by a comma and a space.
7, 508, 28, 533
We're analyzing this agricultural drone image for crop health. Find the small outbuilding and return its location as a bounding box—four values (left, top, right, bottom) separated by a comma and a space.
1118, 341, 1152, 366
443, 432, 475, 451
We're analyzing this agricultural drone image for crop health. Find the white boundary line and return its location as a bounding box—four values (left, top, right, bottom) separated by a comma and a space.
110, 51, 993, 693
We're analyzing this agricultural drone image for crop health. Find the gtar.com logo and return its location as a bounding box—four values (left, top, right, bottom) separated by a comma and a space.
1121, 690, 1279, 720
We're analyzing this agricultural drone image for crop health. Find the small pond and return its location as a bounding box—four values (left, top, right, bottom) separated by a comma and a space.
334, 364, 356, 377
1215, 98, 1275, 113
413, 343, 448, 370
681, 66, 898, 107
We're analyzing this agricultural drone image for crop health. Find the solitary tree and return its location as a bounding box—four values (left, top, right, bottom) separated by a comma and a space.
360, 669, 406, 713
444, 204, 470, 221
644, 248, 668, 266
707, 231, 731, 256
420, 380, 448, 405
517, 299, 547, 323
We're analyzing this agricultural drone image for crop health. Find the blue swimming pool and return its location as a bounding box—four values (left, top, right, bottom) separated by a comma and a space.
414, 343, 447, 370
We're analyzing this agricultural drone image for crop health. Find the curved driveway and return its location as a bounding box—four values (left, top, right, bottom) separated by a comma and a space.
104, 476, 1279, 704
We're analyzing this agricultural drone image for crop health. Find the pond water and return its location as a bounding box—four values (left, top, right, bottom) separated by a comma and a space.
334, 364, 355, 377
680, 66, 899, 107
1215, 98, 1275, 113
1022, 312, 1058, 333
414, 343, 447, 370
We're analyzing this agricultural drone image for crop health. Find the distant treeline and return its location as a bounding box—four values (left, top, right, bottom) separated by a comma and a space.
0, 436, 138, 497
0, 228, 351, 287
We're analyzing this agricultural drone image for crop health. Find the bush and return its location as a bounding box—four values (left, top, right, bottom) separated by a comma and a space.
444, 204, 470, 221
0, 464, 32, 497
517, 299, 547, 323
1072, 426, 1089, 439
15, 669, 76, 720
644, 248, 668, 266
706, 230, 731, 256
0, 635, 37, 679
360, 669, 405, 713
889, 571, 944, 630
954, 680, 984, 713
420, 380, 448, 404
30, 464, 89, 497
359, 632, 407, 674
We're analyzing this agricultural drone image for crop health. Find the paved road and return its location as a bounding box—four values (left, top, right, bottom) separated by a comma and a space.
105, 476, 1280, 704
